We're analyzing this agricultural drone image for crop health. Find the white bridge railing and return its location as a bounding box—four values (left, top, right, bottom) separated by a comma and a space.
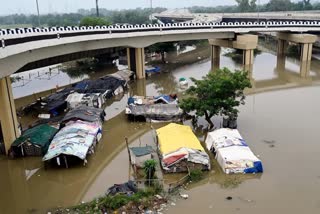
1, 21, 320, 48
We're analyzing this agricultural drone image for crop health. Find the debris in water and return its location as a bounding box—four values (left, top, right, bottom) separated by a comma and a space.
238, 197, 255, 204
171, 202, 176, 206
180, 193, 189, 199
155, 194, 163, 200
226, 196, 233, 200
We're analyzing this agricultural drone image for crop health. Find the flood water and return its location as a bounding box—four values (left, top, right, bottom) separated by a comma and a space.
1, 42, 320, 214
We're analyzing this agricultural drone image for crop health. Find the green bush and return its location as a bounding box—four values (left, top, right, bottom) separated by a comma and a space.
189, 169, 204, 182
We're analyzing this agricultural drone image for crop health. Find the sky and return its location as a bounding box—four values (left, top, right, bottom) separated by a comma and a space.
0, 0, 309, 15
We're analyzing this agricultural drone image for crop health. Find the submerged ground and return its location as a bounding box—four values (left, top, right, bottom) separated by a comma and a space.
0, 44, 320, 214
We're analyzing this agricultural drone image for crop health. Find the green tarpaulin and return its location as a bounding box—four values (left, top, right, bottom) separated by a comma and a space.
11, 124, 58, 157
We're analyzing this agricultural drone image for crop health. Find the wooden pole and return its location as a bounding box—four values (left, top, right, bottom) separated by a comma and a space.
125, 137, 132, 164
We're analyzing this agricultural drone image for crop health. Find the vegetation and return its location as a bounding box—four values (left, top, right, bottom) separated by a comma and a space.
143, 159, 157, 181
2, 1, 320, 28
235, 0, 257, 12
0, 8, 166, 27
179, 68, 252, 128
224, 49, 261, 64
68, 187, 162, 213
189, 169, 204, 182
189, 0, 320, 13
79, 16, 111, 26
147, 42, 177, 63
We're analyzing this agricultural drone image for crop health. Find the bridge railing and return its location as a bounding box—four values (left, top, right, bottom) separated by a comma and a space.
1, 21, 320, 48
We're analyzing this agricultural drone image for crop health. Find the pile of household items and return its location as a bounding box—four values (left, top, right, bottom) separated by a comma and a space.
23, 70, 133, 118
125, 94, 183, 122
42, 106, 105, 167
205, 128, 263, 174
156, 123, 210, 173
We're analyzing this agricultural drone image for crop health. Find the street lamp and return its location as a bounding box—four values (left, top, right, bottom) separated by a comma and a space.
257, 0, 260, 22
35, 0, 40, 26
149, 0, 153, 23
96, 0, 99, 17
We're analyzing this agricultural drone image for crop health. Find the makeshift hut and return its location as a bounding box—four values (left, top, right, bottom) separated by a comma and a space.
9, 124, 58, 158
42, 120, 102, 167
127, 94, 178, 106
60, 106, 105, 127
129, 145, 153, 168
156, 123, 210, 173
125, 104, 183, 122
66, 92, 105, 109
205, 128, 263, 174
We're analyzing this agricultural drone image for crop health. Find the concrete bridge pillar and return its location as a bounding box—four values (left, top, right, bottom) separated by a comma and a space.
209, 34, 258, 71
0, 76, 20, 154
243, 49, 254, 66
211, 45, 221, 71
277, 33, 317, 77
127, 47, 145, 79
277, 39, 288, 56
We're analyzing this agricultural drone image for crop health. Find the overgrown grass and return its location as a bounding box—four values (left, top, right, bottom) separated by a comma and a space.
67, 186, 162, 213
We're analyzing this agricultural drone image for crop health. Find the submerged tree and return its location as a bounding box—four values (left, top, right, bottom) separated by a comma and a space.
179, 68, 252, 128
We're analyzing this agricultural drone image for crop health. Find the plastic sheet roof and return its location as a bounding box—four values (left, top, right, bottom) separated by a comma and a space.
156, 123, 204, 155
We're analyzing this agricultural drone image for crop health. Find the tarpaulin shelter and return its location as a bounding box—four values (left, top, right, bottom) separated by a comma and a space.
156, 123, 210, 173
126, 104, 183, 122
42, 120, 102, 167
205, 128, 263, 174
9, 124, 58, 157
130, 145, 153, 168
66, 92, 105, 109
61, 106, 105, 127
127, 95, 177, 106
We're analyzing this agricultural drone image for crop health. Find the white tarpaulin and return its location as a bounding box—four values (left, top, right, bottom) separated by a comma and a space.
206, 128, 263, 174
205, 128, 247, 152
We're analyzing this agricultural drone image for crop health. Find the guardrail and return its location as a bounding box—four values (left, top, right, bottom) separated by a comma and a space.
1, 21, 320, 48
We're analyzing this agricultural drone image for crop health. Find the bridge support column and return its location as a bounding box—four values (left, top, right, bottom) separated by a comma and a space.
277, 33, 317, 78
277, 39, 288, 56
211, 45, 220, 71
0, 76, 20, 154
127, 47, 145, 79
209, 34, 258, 71
300, 43, 313, 77
243, 49, 254, 71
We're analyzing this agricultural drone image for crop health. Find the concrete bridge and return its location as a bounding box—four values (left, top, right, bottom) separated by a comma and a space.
153, 9, 320, 24
0, 21, 319, 154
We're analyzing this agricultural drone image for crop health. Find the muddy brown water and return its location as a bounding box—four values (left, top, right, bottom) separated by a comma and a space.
1, 45, 320, 214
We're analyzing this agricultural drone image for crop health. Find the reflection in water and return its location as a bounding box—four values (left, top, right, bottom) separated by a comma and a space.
1, 44, 320, 213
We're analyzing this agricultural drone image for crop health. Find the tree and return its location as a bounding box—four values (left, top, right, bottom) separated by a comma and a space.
79, 16, 111, 27
143, 159, 157, 184
179, 68, 252, 128
235, 0, 257, 12
147, 42, 176, 63
265, 0, 292, 11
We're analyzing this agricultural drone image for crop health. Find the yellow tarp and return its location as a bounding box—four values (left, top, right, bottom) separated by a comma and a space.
156, 123, 205, 155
